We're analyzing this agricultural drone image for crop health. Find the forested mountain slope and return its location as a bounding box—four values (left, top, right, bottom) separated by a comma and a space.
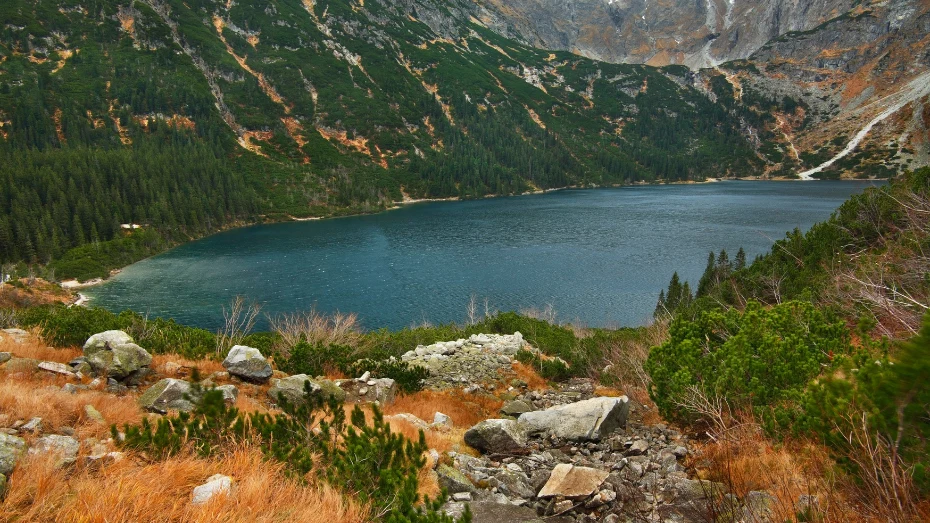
0, 0, 765, 272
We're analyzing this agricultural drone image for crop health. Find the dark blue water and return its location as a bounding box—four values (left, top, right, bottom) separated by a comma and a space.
88, 181, 878, 330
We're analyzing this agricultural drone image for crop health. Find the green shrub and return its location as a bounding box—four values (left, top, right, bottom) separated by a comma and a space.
18, 305, 121, 347
515, 349, 571, 381
116, 385, 469, 522
644, 300, 851, 424
344, 359, 430, 394
798, 312, 930, 495
277, 340, 356, 377
17, 305, 216, 358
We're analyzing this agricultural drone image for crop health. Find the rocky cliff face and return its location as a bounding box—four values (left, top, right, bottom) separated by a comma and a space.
714, 0, 930, 177
470, 0, 856, 68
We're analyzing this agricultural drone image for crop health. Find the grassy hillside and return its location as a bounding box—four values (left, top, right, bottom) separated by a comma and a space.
0, 0, 764, 277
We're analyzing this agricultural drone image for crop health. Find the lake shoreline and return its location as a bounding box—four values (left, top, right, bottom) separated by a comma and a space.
69, 176, 886, 297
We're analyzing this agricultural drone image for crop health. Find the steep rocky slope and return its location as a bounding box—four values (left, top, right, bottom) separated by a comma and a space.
470, 0, 857, 68
703, 0, 930, 178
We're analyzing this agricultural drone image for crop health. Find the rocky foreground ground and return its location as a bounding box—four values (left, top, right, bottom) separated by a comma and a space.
0, 328, 794, 522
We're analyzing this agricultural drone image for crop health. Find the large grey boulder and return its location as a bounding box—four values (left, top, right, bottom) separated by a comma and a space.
267, 374, 346, 405
0, 433, 26, 475
268, 374, 320, 405
538, 464, 609, 498
138, 378, 195, 413
83, 330, 152, 381
28, 435, 80, 467
84, 330, 134, 351
222, 345, 273, 383
518, 396, 629, 441
463, 419, 527, 454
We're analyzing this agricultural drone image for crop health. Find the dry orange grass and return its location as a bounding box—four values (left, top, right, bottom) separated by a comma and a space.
384, 389, 503, 429
384, 415, 467, 455
693, 424, 868, 522
0, 447, 369, 523
0, 332, 80, 363
593, 385, 624, 397
151, 353, 226, 375
511, 361, 548, 391
0, 378, 143, 440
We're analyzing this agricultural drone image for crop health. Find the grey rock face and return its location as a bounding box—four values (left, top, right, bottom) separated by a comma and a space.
464, 419, 527, 454
138, 378, 195, 413
472, 0, 857, 67
29, 435, 80, 467
222, 345, 273, 383
0, 352, 11, 364
0, 433, 26, 475
83, 330, 152, 381
518, 396, 629, 441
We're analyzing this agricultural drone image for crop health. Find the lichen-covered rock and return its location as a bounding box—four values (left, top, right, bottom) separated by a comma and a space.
518, 396, 629, 441
4, 357, 40, 374
28, 434, 80, 467
222, 346, 273, 383
267, 374, 344, 405
0, 472, 7, 498
0, 433, 26, 475
437, 463, 476, 494
501, 399, 534, 416
138, 378, 195, 414
463, 419, 527, 454
83, 330, 152, 381
83, 405, 106, 425
83, 330, 134, 353
0, 352, 11, 365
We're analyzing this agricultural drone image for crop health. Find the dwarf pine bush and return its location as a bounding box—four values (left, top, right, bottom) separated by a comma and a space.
645, 300, 851, 423
116, 383, 469, 522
